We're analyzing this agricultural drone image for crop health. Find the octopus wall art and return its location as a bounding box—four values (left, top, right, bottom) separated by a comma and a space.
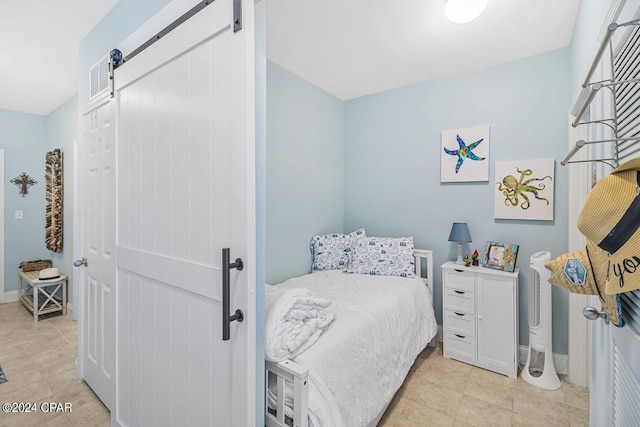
494, 159, 555, 221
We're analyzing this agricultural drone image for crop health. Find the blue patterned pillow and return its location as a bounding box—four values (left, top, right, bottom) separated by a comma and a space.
346, 236, 415, 277
310, 228, 366, 272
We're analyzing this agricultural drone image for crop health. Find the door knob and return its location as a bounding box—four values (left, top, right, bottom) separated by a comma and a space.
73, 257, 88, 267
583, 306, 609, 324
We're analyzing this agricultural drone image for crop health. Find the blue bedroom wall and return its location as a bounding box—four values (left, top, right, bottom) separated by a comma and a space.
266, 61, 345, 284
343, 48, 571, 354
44, 95, 79, 303
0, 109, 49, 294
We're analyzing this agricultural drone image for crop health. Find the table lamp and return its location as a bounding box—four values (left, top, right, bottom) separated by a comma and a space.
448, 222, 472, 265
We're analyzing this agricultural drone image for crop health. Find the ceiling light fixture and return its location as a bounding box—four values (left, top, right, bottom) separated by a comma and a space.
444, 0, 488, 24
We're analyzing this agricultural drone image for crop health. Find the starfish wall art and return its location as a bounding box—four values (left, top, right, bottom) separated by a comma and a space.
440, 125, 490, 183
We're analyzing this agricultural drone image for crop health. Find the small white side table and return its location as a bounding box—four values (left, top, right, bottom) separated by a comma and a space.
18, 270, 68, 323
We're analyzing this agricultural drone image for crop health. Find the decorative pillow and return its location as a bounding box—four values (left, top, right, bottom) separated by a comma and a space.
310, 228, 366, 272
346, 236, 415, 277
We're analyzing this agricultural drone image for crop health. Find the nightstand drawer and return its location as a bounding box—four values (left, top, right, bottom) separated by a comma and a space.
444, 310, 476, 336
444, 288, 475, 314
444, 269, 475, 292
444, 331, 476, 360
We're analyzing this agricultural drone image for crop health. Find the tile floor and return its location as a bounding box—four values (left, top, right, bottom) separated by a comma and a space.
379, 343, 590, 427
1, 301, 589, 427
0, 301, 110, 427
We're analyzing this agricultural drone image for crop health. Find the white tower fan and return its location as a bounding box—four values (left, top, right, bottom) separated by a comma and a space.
521, 251, 561, 390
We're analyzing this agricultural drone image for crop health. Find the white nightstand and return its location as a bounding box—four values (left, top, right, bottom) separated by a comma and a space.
441, 261, 519, 378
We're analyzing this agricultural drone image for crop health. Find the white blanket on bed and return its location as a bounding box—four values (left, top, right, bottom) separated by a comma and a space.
273, 270, 438, 427
265, 285, 335, 362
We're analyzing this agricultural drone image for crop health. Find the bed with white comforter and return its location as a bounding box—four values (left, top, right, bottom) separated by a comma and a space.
265, 269, 438, 427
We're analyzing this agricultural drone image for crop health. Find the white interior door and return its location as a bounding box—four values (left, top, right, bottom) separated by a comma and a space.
77, 95, 116, 412
589, 297, 640, 426
113, 0, 255, 425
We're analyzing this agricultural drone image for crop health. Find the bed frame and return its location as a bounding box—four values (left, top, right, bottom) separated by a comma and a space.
265, 249, 435, 427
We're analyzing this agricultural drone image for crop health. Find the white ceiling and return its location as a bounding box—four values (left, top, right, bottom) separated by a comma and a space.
1, 0, 582, 115
0, 0, 119, 115
268, 0, 583, 100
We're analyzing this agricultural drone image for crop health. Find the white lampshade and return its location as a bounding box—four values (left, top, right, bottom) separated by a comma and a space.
444, 0, 488, 24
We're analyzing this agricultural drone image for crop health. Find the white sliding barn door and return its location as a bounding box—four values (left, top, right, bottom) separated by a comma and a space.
77, 95, 116, 411
113, 0, 255, 425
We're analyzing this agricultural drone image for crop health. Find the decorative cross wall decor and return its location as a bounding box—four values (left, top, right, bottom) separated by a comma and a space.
11, 172, 37, 197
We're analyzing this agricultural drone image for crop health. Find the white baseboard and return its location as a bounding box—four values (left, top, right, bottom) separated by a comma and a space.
0, 290, 19, 303
437, 326, 568, 376
519, 345, 568, 376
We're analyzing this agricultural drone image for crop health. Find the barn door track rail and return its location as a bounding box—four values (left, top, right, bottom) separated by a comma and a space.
108, 0, 242, 97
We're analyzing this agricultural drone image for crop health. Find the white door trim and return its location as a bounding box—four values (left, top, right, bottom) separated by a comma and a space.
0, 149, 5, 302
72, 137, 80, 321
567, 114, 590, 387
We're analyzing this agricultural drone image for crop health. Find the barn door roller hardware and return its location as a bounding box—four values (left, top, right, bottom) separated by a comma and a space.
108, 0, 242, 97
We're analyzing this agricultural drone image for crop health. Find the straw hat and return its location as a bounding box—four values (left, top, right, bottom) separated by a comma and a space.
545, 240, 622, 326
577, 158, 640, 294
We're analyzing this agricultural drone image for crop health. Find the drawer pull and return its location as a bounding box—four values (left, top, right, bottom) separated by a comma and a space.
454, 334, 466, 339
454, 269, 464, 272
454, 290, 465, 294
454, 312, 465, 316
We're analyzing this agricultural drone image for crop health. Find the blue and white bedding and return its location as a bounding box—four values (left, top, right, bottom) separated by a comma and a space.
268, 270, 437, 427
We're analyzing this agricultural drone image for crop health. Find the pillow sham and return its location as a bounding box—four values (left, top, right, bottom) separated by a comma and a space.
310, 228, 366, 272
346, 236, 415, 277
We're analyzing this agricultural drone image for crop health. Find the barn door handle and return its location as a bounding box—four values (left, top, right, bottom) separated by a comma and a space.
222, 248, 244, 341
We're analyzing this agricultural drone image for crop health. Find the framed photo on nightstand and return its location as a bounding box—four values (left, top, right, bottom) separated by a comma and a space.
482, 241, 519, 272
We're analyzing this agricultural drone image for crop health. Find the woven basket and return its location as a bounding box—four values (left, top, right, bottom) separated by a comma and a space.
19, 259, 52, 272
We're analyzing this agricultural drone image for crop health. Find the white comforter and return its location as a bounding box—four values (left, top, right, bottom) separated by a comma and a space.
272, 270, 438, 427
265, 285, 335, 362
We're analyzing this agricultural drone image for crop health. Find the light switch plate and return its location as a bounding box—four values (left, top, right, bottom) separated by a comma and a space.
15, 210, 23, 220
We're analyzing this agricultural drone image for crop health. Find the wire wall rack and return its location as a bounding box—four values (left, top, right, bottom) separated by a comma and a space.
563, 18, 640, 168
